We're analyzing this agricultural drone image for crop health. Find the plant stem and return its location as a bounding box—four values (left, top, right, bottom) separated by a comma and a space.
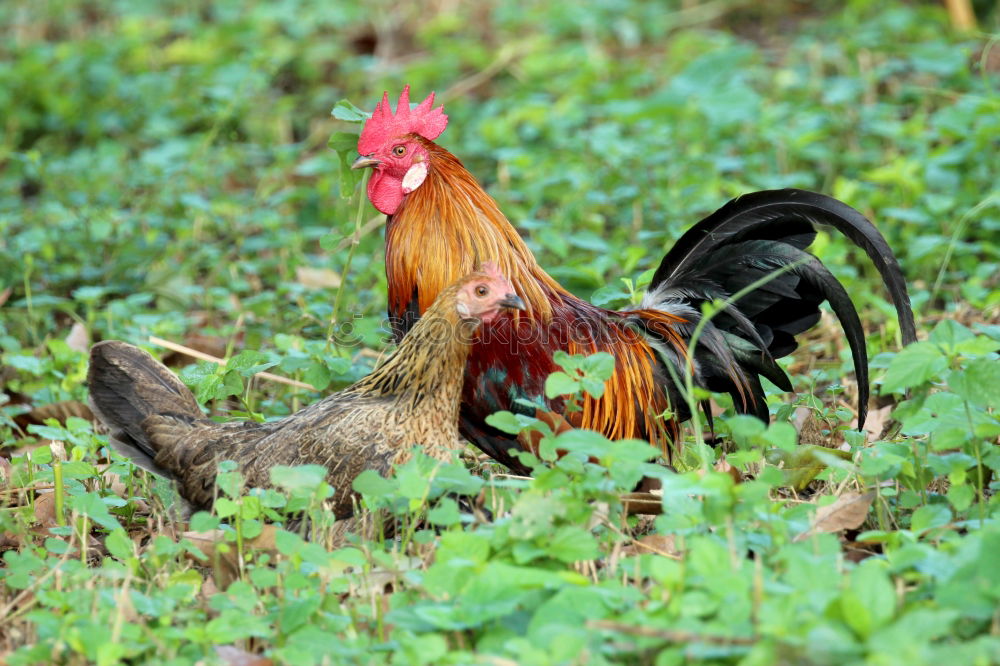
327, 170, 371, 351
53, 460, 65, 527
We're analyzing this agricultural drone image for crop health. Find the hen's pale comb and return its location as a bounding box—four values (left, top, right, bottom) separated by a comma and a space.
357, 85, 449, 155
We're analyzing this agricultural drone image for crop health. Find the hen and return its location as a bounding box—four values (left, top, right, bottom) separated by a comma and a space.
350, 87, 917, 472
88, 266, 526, 517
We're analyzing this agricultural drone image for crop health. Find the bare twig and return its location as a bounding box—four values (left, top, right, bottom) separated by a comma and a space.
621, 492, 663, 516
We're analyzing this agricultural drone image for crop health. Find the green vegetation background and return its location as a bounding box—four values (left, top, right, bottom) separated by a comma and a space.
1, 0, 998, 664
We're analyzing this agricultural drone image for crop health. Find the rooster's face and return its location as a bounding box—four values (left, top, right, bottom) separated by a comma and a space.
353, 86, 449, 216
352, 137, 431, 215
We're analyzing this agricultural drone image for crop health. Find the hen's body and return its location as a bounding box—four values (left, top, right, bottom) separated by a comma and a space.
88, 271, 522, 514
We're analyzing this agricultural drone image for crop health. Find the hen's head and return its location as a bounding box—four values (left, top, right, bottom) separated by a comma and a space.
454, 263, 525, 325
352, 86, 448, 215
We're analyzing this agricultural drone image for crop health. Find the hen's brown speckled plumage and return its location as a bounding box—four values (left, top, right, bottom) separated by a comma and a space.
88, 269, 524, 517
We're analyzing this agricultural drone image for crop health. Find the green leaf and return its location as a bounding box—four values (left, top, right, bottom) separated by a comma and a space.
881, 343, 947, 393
330, 100, 369, 123
221, 369, 243, 398
436, 531, 490, 566
582, 352, 615, 381
545, 371, 579, 398
195, 374, 224, 404
949, 358, 1000, 409
189, 512, 220, 532
928, 319, 974, 349
214, 497, 239, 519
328, 130, 359, 154
546, 526, 599, 563
427, 497, 462, 527
275, 529, 306, 557
70, 492, 122, 531
485, 410, 533, 434
270, 465, 328, 492
910, 504, 952, 534
45, 537, 71, 554
178, 360, 217, 388
226, 350, 278, 377
105, 528, 134, 561
303, 363, 331, 391
842, 561, 896, 638
352, 470, 397, 498
946, 483, 975, 512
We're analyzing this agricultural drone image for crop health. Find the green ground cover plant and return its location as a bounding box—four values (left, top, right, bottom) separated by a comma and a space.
1, 0, 998, 663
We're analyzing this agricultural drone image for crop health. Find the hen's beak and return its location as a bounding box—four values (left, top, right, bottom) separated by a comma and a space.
351, 154, 381, 170
497, 294, 527, 311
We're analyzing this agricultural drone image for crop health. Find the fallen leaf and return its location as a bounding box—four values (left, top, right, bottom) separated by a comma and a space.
854, 404, 894, 442
694, 457, 742, 485
793, 491, 876, 542
32, 492, 60, 528
713, 457, 742, 484
214, 645, 273, 666
182, 525, 281, 588
65, 323, 90, 353
296, 266, 342, 289
0, 286, 10, 308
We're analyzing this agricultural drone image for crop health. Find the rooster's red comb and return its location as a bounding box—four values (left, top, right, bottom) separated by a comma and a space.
357, 85, 448, 155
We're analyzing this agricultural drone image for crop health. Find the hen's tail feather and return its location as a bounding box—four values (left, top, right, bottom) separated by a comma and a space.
644, 189, 915, 430
87, 341, 203, 478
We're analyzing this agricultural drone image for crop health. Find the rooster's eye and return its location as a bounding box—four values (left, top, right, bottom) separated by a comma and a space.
392, 145, 406, 157
475, 286, 489, 297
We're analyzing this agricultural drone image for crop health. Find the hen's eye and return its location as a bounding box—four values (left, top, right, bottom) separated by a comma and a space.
475, 285, 489, 297
392, 145, 406, 157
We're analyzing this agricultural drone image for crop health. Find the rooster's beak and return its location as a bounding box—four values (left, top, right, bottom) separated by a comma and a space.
497, 294, 527, 312
351, 154, 381, 170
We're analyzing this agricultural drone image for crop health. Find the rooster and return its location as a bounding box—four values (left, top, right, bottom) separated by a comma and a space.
87, 266, 526, 517
350, 87, 917, 472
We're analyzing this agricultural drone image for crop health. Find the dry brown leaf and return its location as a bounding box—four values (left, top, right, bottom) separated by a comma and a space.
32, 492, 60, 528
694, 457, 743, 485
853, 404, 894, 442
103, 471, 150, 512
714, 457, 742, 484
0, 286, 10, 308
793, 491, 875, 542
214, 645, 273, 666
182, 525, 282, 587
296, 266, 342, 289
65, 322, 90, 353
0, 530, 21, 549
